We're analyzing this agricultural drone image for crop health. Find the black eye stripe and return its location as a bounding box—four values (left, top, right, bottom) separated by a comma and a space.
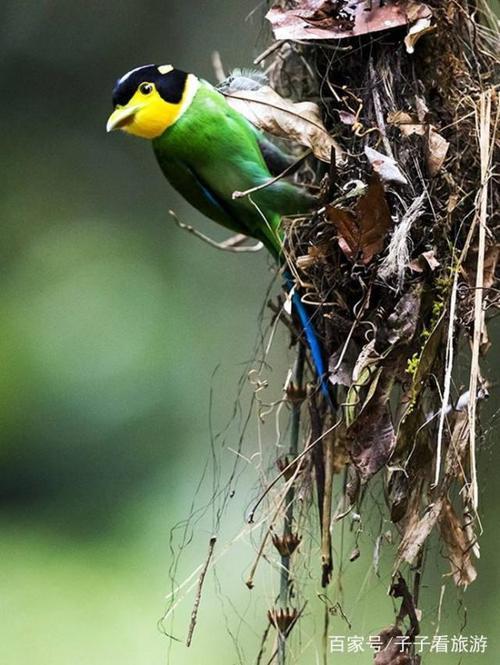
112, 66, 188, 107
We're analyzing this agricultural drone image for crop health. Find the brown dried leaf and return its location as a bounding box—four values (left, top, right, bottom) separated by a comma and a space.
438, 499, 477, 588
447, 193, 460, 213
387, 106, 448, 177
426, 126, 450, 176
408, 249, 440, 273
345, 342, 396, 481
396, 498, 443, 568
344, 339, 380, 426
266, 2, 431, 42
328, 342, 359, 387
328, 208, 358, 261
415, 95, 430, 122
404, 17, 436, 54
463, 244, 499, 289
387, 110, 426, 136
348, 406, 396, 481
384, 286, 423, 346
443, 410, 470, 478
223, 86, 343, 163
388, 471, 410, 523
327, 175, 393, 265
374, 626, 413, 665
365, 146, 409, 185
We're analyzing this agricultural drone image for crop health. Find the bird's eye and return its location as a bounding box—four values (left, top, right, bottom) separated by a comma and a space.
139, 82, 153, 95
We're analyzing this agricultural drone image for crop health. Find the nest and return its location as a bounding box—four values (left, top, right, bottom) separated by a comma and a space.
258, 0, 498, 660
162, 3, 498, 662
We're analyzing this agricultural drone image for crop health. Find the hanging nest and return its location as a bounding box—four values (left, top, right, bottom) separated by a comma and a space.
164, 2, 498, 662
240, 0, 498, 660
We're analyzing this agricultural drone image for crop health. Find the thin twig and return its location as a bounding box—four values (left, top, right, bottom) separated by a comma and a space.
369, 58, 394, 159
254, 40, 286, 65
247, 417, 342, 524
433, 268, 459, 488
320, 424, 334, 587
468, 89, 494, 511
211, 50, 226, 83
169, 210, 263, 252
256, 623, 272, 665
278, 344, 306, 665
186, 536, 216, 647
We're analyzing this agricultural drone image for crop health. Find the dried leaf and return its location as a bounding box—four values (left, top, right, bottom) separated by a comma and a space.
344, 341, 396, 481
388, 471, 410, 523
328, 342, 359, 387
443, 409, 470, 478
408, 249, 440, 273
374, 626, 413, 665
338, 109, 357, 125
438, 499, 477, 587
404, 17, 436, 54
387, 103, 448, 177
344, 339, 380, 425
327, 208, 360, 262
396, 498, 444, 567
365, 146, 409, 185
266, 2, 431, 42
463, 244, 499, 289
351, 339, 379, 385
383, 286, 422, 346
223, 86, 343, 163
415, 95, 430, 122
426, 126, 450, 176
349, 546, 360, 562
387, 110, 426, 136
447, 193, 460, 213
327, 175, 393, 265
348, 406, 396, 481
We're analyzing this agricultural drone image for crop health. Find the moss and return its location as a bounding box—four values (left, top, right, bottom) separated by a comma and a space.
406, 352, 420, 377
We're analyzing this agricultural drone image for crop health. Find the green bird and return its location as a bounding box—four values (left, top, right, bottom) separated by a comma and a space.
106, 64, 329, 394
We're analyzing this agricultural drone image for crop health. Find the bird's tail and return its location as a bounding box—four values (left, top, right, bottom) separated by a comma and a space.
284, 272, 331, 400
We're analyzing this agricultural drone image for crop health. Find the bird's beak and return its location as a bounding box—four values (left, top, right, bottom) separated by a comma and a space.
106, 104, 143, 133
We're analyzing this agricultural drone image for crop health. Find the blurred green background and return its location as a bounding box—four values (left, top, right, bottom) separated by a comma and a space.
0, 2, 498, 664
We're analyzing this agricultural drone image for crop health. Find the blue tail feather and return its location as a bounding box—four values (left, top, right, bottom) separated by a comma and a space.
284, 273, 331, 400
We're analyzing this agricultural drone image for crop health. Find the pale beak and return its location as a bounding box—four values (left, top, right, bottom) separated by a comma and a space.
106, 104, 143, 132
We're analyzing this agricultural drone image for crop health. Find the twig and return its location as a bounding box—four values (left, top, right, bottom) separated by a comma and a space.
254, 40, 286, 65
278, 344, 306, 665
186, 536, 216, 647
468, 89, 494, 511
248, 417, 342, 524
169, 210, 263, 252
369, 58, 394, 159
246, 468, 303, 589
320, 424, 334, 587
211, 50, 226, 83
256, 623, 272, 665
434, 585, 446, 637
433, 268, 459, 488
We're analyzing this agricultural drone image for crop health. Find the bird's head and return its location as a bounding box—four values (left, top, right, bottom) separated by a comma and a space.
106, 64, 198, 139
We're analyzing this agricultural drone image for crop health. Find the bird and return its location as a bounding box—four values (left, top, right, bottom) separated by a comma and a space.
106, 64, 329, 396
